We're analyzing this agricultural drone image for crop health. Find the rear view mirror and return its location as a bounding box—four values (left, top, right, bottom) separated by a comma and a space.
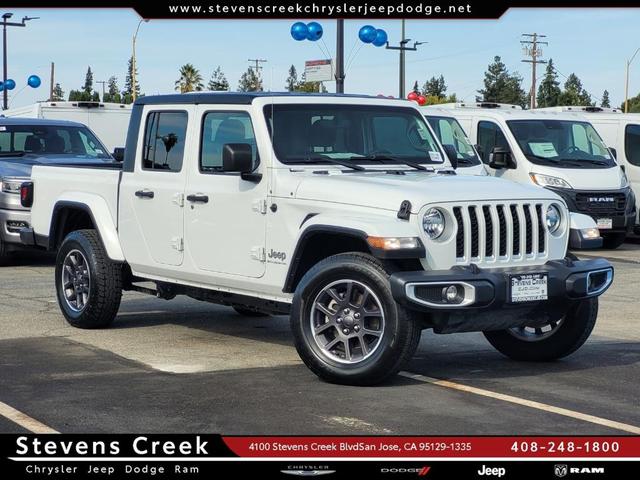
609, 147, 617, 160
489, 146, 516, 170
112, 147, 125, 162
442, 144, 458, 169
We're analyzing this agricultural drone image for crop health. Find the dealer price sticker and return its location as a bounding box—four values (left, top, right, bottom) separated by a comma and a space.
510, 273, 548, 302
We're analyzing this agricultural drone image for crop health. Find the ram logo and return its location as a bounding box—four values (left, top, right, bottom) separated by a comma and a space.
554, 465, 568, 478
588, 197, 615, 203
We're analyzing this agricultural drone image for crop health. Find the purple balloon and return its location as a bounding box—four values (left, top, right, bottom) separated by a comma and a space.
291, 22, 308, 41
358, 25, 377, 44
306, 22, 323, 41
372, 29, 388, 47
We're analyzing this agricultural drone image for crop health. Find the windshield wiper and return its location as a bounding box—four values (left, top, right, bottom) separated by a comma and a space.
297, 155, 367, 171
561, 158, 609, 166
0, 151, 26, 157
351, 154, 430, 171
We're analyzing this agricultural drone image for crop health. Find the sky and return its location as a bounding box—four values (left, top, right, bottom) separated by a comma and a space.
2, 8, 640, 109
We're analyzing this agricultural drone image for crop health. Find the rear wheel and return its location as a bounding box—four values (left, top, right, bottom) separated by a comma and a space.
483, 297, 598, 361
290, 253, 421, 385
55, 229, 122, 328
601, 232, 626, 249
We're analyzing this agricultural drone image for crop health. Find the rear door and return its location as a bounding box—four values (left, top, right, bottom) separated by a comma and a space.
119, 107, 194, 270
625, 122, 640, 223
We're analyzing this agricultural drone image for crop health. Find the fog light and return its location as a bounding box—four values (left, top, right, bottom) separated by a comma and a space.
442, 285, 463, 304
581, 227, 600, 239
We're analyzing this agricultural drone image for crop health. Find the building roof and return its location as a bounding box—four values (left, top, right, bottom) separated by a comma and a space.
134, 91, 381, 106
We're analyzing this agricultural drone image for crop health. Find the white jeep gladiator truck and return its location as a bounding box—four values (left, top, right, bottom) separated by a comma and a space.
20, 93, 614, 385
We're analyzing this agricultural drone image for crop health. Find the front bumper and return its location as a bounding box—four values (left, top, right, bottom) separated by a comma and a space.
0, 208, 31, 246
390, 257, 613, 333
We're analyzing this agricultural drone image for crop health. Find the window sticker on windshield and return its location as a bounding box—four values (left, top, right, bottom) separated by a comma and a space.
417, 127, 429, 140
429, 151, 443, 162
0, 126, 5, 131
528, 142, 558, 158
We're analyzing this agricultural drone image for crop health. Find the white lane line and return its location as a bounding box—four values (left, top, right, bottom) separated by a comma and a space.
0, 400, 59, 434
399, 372, 640, 435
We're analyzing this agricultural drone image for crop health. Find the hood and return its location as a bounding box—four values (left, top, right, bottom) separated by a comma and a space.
0, 155, 109, 179
294, 171, 560, 212
528, 165, 624, 191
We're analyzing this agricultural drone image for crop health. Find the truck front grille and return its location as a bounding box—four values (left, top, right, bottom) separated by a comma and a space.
453, 203, 548, 263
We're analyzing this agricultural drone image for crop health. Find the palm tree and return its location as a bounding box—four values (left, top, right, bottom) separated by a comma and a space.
175, 64, 204, 93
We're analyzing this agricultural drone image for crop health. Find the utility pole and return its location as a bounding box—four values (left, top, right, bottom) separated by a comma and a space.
335, 19, 345, 93
248, 59, 267, 74
385, 19, 426, 98
2, 13, 38, 110
624, 48, 640, 113
49, 61, 54, 101
521, 33, 548, 109
96, 80, 106, 101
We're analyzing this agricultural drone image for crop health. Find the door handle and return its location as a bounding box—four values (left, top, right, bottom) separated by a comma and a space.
186, 194, 209, 204
135, 190, 154, 199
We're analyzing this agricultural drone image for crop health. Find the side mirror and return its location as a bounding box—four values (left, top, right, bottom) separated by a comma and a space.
488, 146, 516, 170
442, 144, 458, 169
609, 147, 617, 160
222, 143, 261, 182
112, 147, 125, 162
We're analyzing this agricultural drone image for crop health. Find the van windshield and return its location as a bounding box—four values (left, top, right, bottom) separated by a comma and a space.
0, 124, 111, 160
426, 115, 481, 166
264, 104, 446, 167
507, 120, 614, 168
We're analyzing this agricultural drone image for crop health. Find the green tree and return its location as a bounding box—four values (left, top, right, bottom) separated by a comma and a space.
237, 67, 263, 92
600, 89, 610, 108
477, 56, 527, 107
123, 57, 140, 104
621, 93, 640, 113
411, 81, 420, 94
175, 63, 204, 93
537, 59, 561, 108
294, 72, 327, 93
50, 83, 64, 101
103, 76, 121, 103
422, 75, 447, 98
207, 66, 229, 91
285, 65, 298, 92
83, 66, 94, 95
558, 73, 593, 106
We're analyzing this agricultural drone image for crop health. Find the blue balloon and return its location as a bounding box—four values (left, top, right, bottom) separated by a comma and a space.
372, 29, 388, 47
4, 79, 15, 90
0, 83, 3, 92
358, 25, 377, 44
290, 22, 308, 41
306, 21, 323, 41
27, 75, 41, 88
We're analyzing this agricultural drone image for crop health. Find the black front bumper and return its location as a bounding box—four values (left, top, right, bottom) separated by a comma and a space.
390, 257, 613, 312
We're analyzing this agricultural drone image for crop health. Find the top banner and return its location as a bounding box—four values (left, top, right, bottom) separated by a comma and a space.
3, 1, 640, 20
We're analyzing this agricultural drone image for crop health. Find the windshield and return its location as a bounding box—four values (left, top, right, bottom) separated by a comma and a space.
507, 119, 614, 168
0, 124, 111, 160
426, 115, 481, 166
264, 104, 445, 167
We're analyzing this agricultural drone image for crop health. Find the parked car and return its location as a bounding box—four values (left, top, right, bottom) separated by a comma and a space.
538, 106, 640, 235
2, 101, 132, 152
442, 102, 636, 249
0, 117, 115, 260
21, 93, 613, 385
421, 106, 487, 176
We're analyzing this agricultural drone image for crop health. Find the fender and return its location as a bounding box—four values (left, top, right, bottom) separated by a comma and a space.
50, 194, 125, 262
283, 213, 424, 293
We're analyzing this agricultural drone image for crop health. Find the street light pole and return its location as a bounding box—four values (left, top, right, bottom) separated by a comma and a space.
385, 19, 425, 98
2, 13, 38, 110
131, 18, 148, 102
335, 19, 345, 93
625, 47, 640, 113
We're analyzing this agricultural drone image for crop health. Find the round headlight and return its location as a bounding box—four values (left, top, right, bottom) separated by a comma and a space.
423, 208, 445, 239
546, 204, 561, 234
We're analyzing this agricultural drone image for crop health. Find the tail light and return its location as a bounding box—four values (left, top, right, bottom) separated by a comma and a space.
20, 182, 34, 208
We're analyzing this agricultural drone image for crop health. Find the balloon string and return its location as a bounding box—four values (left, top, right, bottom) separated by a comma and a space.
344, 35, 361, 70
8, 85, 28, 108
319, 37, 332, 61
345, 43, 365, 73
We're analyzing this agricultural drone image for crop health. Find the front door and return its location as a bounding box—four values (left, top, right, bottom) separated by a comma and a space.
184, 107, 267, 278
119, 108, 192, 269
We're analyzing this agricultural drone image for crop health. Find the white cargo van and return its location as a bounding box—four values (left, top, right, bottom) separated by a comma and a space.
443, 103, 636, 248
538, 106, 640, 233
2, 101, 132, 152
421, 106, 487, 176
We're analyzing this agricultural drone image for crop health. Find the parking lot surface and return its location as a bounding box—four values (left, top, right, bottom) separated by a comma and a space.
0, 244, 638, 435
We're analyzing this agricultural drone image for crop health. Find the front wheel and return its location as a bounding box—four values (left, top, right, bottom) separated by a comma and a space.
290, 253, 421, 386
55, 229, 122, 329
483, 297, 598, 361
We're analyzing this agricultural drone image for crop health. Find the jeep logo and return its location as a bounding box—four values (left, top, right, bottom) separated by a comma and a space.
588, 197, 614, 203
268, 249, 287, 262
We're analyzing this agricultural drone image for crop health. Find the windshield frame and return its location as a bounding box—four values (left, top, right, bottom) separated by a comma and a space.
426, 115, 481, 166
506, 119, 615, 169
262, 103, 447, 168
0, 123, 112, 160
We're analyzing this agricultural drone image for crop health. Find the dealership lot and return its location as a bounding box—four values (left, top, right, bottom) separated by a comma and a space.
0, 243, 638, 435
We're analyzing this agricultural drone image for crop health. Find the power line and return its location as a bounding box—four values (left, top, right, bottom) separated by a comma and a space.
248, 59, 267, 75
521, 33, 548, 109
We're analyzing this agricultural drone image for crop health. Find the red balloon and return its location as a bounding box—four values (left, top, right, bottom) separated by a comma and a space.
417, 95, 427, 106
377, 94, 386, 97
387, 95, 394, 98
407, 91, 418, 101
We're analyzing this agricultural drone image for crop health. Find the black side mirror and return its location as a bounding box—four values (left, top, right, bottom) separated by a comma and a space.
112, 147, 125, 162
609, 147, 617, 160
489, 146, 516, 170
222, 143, 261, 182
442, 144, 458, 169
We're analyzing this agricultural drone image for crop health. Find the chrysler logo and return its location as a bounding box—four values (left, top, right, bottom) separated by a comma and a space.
281, 470, 336, 476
